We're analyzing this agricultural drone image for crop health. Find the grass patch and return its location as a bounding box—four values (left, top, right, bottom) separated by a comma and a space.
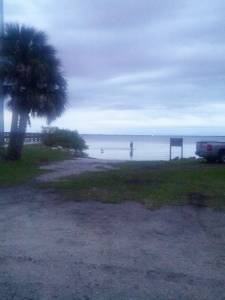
0, 145, 69, 187
48, 160, 225, 209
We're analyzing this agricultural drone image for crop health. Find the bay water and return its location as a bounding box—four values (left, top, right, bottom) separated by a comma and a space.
83, 135, 225, 161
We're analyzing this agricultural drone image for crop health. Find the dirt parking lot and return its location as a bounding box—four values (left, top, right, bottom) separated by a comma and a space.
0, 185, 225, 300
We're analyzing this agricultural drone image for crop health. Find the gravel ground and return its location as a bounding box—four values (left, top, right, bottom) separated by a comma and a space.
37, 158, 120, 182
0, 184, 225, 300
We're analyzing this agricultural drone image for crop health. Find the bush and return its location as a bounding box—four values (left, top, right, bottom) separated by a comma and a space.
42, 128, 88, 153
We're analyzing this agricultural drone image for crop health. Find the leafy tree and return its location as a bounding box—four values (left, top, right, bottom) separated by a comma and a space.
0, 24, 67, 160
42, 127, 88, 153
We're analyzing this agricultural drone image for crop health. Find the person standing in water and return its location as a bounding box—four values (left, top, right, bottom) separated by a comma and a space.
130, 141, 134, 159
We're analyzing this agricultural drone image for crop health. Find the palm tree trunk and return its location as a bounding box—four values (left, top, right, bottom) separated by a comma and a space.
7, 109, 28, 161
6, 106, 20, 160
16, 111, 29, 159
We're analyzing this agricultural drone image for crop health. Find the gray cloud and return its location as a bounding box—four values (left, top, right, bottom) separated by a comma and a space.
4, 0, 225, 133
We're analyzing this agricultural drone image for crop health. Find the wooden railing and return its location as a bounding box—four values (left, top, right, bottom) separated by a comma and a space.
4, 132, 42, 144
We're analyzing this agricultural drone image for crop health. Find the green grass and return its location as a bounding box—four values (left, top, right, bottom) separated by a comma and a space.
48, 160, 225, 209
0, 145, 69, 187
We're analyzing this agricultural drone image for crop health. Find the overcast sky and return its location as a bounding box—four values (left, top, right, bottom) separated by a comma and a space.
4, 0, 225, 135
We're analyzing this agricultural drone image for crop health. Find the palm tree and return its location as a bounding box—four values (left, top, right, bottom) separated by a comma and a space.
0, 24, 67, 160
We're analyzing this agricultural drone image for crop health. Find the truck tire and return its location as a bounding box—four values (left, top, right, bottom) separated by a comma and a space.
219, 151, 225, 163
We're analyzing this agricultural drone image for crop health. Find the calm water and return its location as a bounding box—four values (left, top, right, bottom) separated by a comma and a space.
83, 135, 225, 161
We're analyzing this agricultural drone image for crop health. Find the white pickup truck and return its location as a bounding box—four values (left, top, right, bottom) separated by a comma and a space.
196, 141, 225, 163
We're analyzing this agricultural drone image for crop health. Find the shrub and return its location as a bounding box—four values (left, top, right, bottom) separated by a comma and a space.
42, 128, 88, 153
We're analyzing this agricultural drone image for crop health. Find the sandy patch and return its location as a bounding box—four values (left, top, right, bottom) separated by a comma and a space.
37, 157, 122, 182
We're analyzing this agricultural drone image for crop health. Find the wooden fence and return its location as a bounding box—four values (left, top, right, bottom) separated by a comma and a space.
4, 132, 42, 144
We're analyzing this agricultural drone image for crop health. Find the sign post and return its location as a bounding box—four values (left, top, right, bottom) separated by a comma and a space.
169, 138, 183, 160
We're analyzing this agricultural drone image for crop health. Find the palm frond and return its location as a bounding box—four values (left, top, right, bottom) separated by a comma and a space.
2, 23, 68, 120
